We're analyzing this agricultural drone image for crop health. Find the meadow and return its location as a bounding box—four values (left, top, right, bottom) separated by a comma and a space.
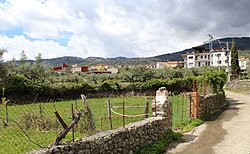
0, 95, 190, 154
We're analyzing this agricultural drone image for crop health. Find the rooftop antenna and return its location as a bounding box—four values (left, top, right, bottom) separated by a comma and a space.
208, 34, 214, 50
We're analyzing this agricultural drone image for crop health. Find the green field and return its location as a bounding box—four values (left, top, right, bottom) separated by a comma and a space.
0, 95, 190, 154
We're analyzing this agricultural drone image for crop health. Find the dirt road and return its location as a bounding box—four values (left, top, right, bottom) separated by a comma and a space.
166, 91, 250, 154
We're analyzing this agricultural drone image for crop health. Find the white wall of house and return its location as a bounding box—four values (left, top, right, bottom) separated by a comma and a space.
184, 48, 232, 68
239, 59, 247, 70
186, 54, 195, 68
156, 62, 163, 69
210, 50, 230, 67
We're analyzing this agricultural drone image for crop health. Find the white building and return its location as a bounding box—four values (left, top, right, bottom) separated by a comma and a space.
238, 56, 249, 70
183, 46, 230, 68
182, 46, 248, 70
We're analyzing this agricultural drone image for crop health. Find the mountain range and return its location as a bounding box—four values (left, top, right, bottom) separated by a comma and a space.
36, 37, 250, 66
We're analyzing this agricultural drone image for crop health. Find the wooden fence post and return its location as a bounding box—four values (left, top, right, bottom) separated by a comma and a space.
81, 94, 96, 133
100, 117, 103, 131
122, 101, 125, 127
144, 98, 149, 118
71, 104, 75, 142
39, 102, 42, 117
107, 99, 113, 130
5, 102, 8, 125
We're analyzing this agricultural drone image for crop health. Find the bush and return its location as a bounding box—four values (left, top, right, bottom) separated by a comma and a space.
20, 111, 58, 130
124, 77, 194, 95
99, 80, 121, 92
202, 70, 227, 93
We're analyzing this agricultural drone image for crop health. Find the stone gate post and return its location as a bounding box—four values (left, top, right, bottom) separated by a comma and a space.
152, 87, 172, 128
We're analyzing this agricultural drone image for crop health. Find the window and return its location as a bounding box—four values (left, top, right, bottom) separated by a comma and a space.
201, 55, 203, 59
188, 56, 194, 59
198, 62, 201, 67
217, 54, 221, 57
217, 60, 221, 64
189, 63, 193, 67
205, 55, 207, 58
225, 60, 228, 63
195, 56, 198, 60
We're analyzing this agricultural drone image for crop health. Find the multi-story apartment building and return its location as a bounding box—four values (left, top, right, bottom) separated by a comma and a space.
182, 46, 249, 71
183, 46, 231, 68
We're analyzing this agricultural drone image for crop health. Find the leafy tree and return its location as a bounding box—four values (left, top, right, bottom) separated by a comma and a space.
0, 48, 7, 85
20, 50, 28, 64
230, 38, 240, 75
32, 53, 50, 83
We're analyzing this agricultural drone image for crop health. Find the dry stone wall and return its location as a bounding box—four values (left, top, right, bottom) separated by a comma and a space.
30, 117, 171, 154
199, 93, 227, 119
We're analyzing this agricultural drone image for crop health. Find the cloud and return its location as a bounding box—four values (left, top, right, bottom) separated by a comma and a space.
0, 35, 69, 60
1, 0, 250, 60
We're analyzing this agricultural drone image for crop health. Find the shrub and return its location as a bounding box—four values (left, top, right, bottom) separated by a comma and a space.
99, 80, 121, 92
20, 111, 58, 130
202, 70, 227, 93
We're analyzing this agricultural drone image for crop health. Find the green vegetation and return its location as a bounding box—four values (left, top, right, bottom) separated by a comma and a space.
170, 94, 191, 129
0, 94, 193, 154
179, 119, 203, 132
0, 47, 7, 85
0, 49, 226, 103
230, 38, 240, 75
0, 49, 228, 153
0, 96, 150, 154
133, 130, 182, 154
239, 50, 250, 59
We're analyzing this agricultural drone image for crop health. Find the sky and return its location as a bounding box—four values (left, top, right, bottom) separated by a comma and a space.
1, 0, 250, 60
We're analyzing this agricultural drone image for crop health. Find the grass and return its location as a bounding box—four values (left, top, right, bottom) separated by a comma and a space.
0, 95, 191, 154
179, 119, 203, 132
133, 130, 182, 154
170, 94, 191, 129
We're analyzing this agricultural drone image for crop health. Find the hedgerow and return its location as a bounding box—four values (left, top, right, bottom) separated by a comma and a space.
1, 69, 226, 103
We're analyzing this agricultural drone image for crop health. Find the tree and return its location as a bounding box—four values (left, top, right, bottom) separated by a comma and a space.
230, 38, 240, 75
0, 48, 7, 84
20, 50, 28, 64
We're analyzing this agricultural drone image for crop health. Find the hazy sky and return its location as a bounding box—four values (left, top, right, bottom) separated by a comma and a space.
1, 0, 250, 60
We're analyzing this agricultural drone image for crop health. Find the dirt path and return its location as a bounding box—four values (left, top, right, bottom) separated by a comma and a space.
166, 91, 250, 154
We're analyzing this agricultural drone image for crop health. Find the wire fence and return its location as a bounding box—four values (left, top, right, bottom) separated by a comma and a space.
0, 93, 191, 154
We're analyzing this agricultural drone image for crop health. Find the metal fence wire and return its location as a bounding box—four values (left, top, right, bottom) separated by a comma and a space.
0, 94, 190, 154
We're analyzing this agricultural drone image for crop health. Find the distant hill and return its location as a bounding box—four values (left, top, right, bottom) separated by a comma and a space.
15, 37, 250, 66
153, 37, 250, 62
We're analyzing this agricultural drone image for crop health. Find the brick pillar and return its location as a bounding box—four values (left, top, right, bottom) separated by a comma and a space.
191, 92, 200, 119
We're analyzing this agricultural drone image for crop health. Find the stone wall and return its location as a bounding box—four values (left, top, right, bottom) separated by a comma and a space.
198, 93, 227, 119
30, 117, 171, 154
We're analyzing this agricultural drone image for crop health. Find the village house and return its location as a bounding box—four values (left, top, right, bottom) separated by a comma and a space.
89, 64, 111, 74
53, 63, 69, 74
156, 61, 184, 68
239, 56, 249, 70
72, 64, 89, 73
